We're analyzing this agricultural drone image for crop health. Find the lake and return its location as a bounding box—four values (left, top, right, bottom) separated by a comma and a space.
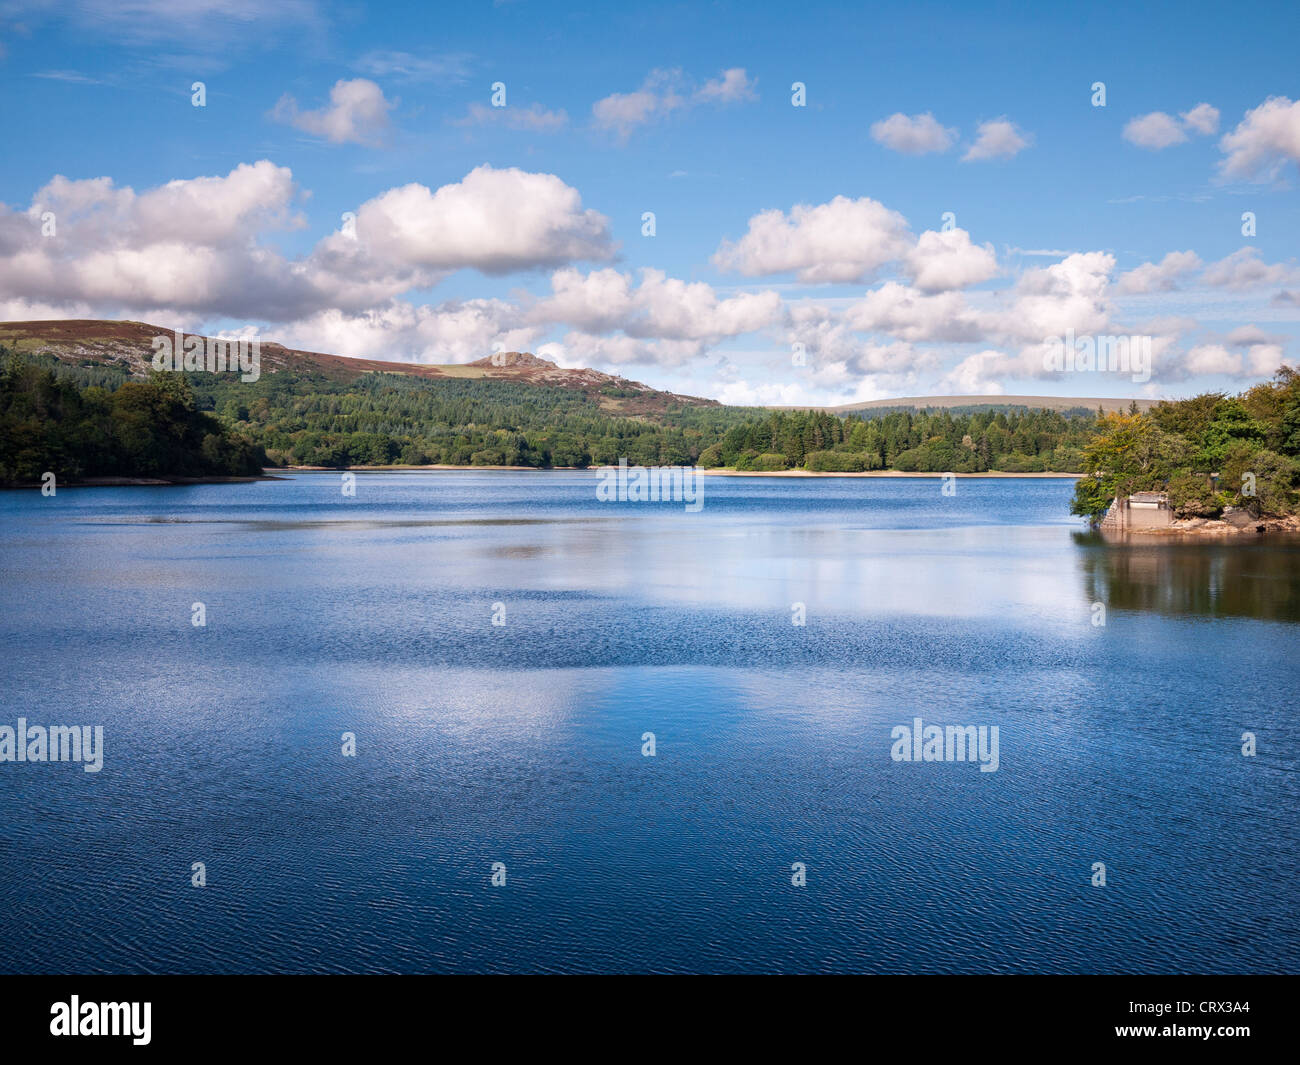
1, 472, 1296, 973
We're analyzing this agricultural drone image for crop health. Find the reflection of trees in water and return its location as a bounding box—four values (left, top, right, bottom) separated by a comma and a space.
1072, 531, 1300, 622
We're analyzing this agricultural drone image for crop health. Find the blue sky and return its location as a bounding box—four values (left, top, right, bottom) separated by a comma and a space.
1, 0, 1298, 404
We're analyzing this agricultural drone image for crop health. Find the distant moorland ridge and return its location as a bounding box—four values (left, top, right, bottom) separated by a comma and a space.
0, 319, 715, 416
792, 394, 1159, 415
0, 320, 1163, 416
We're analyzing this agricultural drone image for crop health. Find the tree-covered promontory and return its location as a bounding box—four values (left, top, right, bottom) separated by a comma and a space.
1071, 367, 1300, 520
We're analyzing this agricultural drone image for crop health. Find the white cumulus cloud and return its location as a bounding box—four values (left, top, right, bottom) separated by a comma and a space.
1201, 247, 1300, 290
1218, 96, 1300, 181
592, 68, 756, 140
963, 118, 1031, 161
529, 267, 782, 341
271, 79, 396, 146
1181, 103, 1220, 135
1123, 112, 1187, 150
870, 112, 957, 155
344, 165, 614, 275
903, 228, 999, 291
1116, 250, 1202, 294
713, 195, 911, 283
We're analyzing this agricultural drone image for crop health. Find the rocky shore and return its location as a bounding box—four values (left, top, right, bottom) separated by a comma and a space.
1163, 509, 1300, 536
1108, 506, 1300, 537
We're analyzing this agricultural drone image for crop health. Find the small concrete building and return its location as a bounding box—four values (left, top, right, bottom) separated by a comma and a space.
1100, 491, 1172, 530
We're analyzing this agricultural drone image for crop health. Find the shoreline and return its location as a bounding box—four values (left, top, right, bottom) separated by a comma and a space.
0, 465, 1087, 488
278, 464, 1084, 479
282, 463, 560, 472
700, 469, 1082, 479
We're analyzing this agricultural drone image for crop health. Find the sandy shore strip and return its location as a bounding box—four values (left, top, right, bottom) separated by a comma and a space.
700, 469, 1083, 479
280, 464, 1082, 478
281, 463, 570, 472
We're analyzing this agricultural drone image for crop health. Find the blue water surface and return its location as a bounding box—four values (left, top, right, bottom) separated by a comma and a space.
0, 472, 1296, 973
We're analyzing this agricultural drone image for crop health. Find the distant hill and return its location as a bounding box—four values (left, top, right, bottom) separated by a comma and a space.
0, 319, 716, 418
0, 321, 1160, 419
783, 394, 1158, 415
